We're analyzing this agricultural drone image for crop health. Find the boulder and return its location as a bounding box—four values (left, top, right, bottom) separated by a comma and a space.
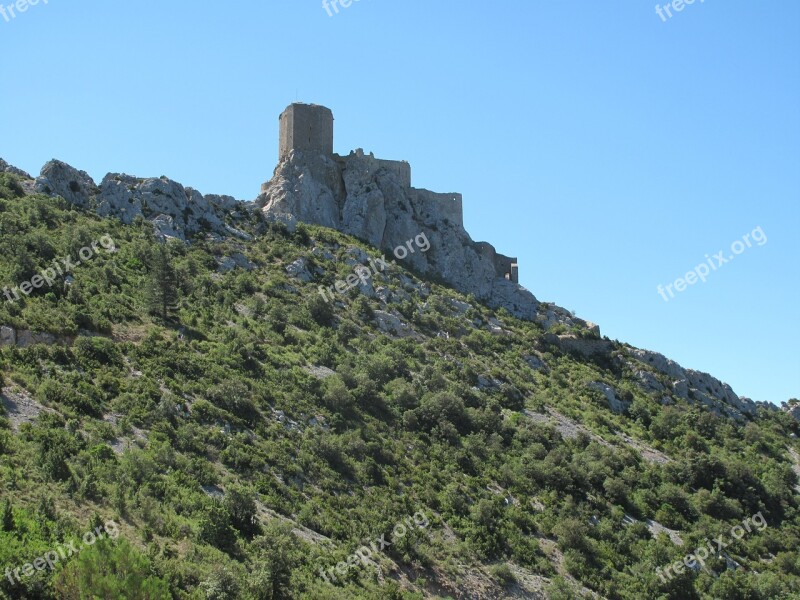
35, 160, 97, 208
588, 381, 630, 414
0, 326, 16, 346
285, 257, 313, 282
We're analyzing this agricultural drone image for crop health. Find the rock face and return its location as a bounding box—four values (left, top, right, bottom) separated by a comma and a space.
258, 148, 550, 322
0, 326, 69, 348
626, 347, 758, 420
0, 158, 32, 179
783, 401, 800, 421
30, 159, 253, 241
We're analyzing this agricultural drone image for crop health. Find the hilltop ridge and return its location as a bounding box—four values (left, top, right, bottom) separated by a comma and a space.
0, 150, 792, 420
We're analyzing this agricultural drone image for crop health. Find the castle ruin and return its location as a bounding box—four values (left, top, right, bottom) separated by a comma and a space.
268, 102, 520, 286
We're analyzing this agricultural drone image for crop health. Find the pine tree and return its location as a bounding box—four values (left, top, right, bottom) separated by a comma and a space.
1, 498, 13, 531
147, 244, 179, 322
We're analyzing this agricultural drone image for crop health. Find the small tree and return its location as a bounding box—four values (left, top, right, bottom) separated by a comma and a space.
307, 294, 334, 327
224, 485, 259, 538
146, 244, 179, 322
247, 521, 303, 600
1, 498, 13, 531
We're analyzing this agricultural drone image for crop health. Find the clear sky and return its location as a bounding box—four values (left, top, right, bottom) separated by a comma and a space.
1, 1, 798, 404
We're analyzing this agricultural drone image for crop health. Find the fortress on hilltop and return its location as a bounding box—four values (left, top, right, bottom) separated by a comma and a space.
269, 102, 519, 284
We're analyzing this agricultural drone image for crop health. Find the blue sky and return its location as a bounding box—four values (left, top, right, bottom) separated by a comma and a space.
1, 1, 798, 404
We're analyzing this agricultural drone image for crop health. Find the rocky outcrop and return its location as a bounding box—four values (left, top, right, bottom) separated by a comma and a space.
0, 158, 32, 179
627, 347, 757, 420
0, 326, 15, 346
35, 159, 98, 208
0, 326, 70, 348
546, 333, 613, 358
588, 382, 630, 414
28, 159, 254, 241
259, 149, 573, 324
783, 400, 800, 421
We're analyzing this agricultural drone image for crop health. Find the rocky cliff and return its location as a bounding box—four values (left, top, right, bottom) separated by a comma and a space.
257, 148, 550, 322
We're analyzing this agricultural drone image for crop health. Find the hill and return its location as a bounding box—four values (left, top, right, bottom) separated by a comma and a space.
0, 163, 798, 599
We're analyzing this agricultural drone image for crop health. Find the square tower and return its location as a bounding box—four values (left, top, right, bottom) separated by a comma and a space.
279, 103, 334, 158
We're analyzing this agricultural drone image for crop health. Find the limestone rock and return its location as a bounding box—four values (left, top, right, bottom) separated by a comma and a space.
477, 375, 503, 392
0, 158, 32, 179
754, 400, 779, 413
372, 310, 416, 338
0, 326, 16, 347
546, 334, 613, 358
589, 381, 630, 414
35, 160, 97, 208
304, 365, 336, 380
285, 258, 313, 282
783, 401, 800, 421
627, 347, 757, 420
523, 354, 548, 371
217, 253, 254, 273
33, 160, 253, 241
259, 148, 541, 320
258, 151, 343, 231
629, 349, 686, 381
16, 330, 58, 348
632, 367, 665, 394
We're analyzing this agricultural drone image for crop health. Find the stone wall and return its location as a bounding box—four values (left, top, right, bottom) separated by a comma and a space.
376, 159, 411, 188
495, 253, 519, 284
475, 243, 518, 283
279, 103, 334, 158
410, 189, 463, 230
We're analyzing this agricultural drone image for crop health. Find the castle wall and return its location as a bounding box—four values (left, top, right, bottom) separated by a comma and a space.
496, 253, 519, 284
475, 242, 518, 283
279, 103, 334, 157
376, 159, 411, 188
411, 189, 463, 230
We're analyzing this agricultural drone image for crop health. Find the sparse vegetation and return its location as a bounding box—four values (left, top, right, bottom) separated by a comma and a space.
0, 186, 797, 599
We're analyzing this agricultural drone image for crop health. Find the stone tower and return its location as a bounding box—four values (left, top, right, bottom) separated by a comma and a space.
278, 103, 334, 158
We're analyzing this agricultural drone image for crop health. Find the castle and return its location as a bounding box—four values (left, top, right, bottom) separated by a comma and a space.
270, 103, 519, 284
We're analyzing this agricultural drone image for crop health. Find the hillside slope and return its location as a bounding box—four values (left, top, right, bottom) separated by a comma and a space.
0, 169, 798, 599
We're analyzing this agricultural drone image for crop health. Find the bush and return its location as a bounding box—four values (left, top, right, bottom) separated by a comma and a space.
73, 336, 123, 369
489, 563, 516, 586
307, 294, 334, 326
53, 538, 171, 599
